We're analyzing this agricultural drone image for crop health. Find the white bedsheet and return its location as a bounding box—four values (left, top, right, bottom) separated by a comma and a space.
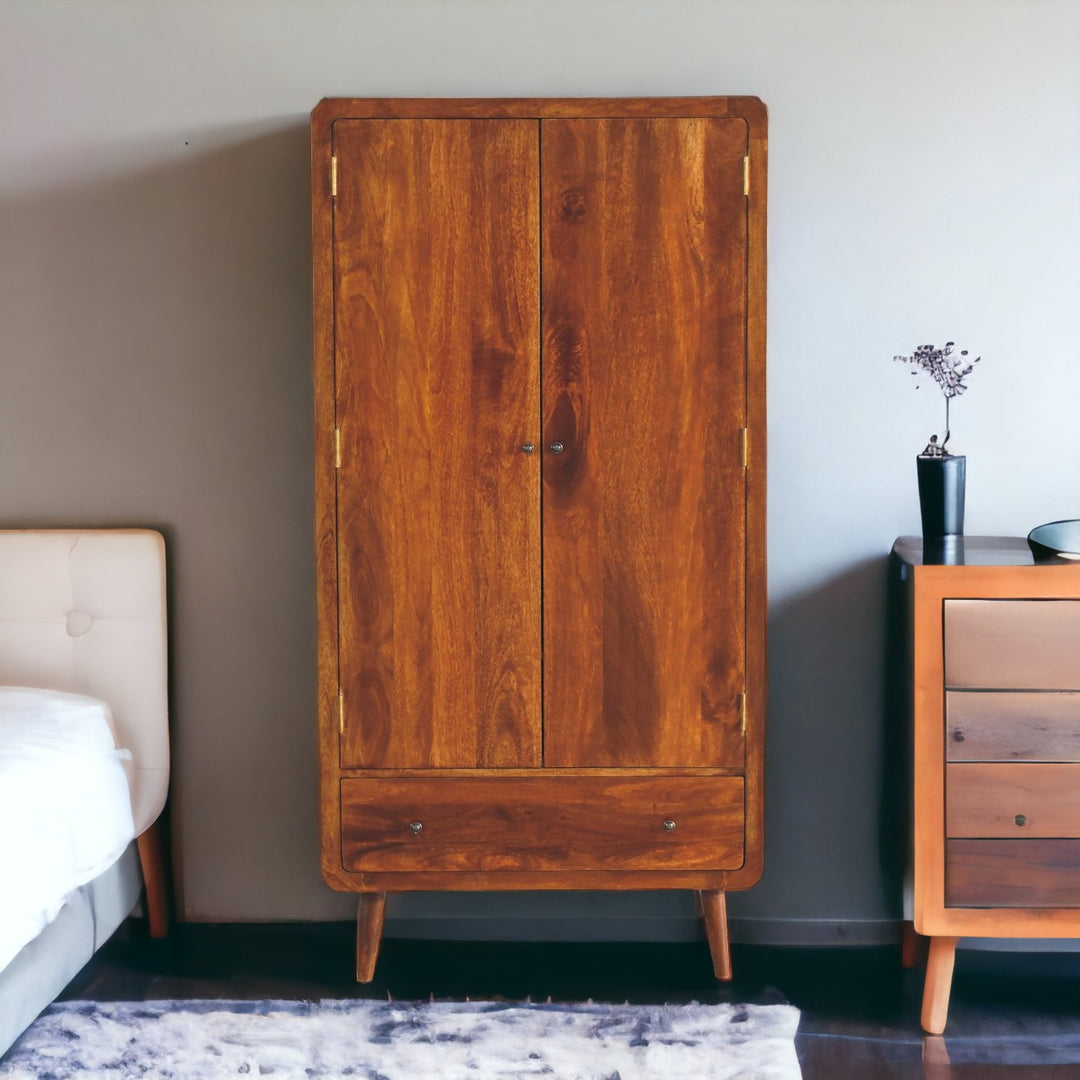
0, 686, 135, 972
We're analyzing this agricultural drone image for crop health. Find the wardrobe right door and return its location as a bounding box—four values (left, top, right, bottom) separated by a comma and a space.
541, 116, 750, 770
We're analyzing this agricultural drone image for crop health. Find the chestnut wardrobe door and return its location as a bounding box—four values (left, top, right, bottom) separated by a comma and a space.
541, 117, 749, 769
332, 118, 541, 769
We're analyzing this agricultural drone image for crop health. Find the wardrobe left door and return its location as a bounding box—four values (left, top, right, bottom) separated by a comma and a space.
332, 118, 542, 769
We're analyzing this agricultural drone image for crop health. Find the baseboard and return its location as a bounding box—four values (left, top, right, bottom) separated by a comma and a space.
383, 912, 903, 947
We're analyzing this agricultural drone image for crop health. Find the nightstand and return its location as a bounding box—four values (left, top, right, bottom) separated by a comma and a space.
893, 536, 1080, 1034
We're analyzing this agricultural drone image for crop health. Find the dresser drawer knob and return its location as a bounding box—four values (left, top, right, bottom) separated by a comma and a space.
409, 821, 424, 835
1014, 814, 1027, 827
663, 819, 676, 833
952, 728, 965, 742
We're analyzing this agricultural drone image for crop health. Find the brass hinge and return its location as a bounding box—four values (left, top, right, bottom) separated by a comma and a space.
331, 155, 338, 198
338, 689, 344, 735
743, 156, 750, 197
334, 427, 342, 469
740, 428, 749, 468
738, 692, 747, 735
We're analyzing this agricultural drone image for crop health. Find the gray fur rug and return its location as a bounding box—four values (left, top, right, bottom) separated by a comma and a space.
0, 998, 801, 1079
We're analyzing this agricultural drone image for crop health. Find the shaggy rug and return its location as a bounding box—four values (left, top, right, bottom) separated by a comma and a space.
0, 998, 801, 1079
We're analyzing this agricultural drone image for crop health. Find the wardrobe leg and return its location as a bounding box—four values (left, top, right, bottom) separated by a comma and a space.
356, 892, 387, 983
921, 936, 958, 1035
699, 889, 733, 982
136, 820, 169, 939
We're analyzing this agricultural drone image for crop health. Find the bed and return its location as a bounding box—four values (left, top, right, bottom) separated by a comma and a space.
0, 529, 169, 1058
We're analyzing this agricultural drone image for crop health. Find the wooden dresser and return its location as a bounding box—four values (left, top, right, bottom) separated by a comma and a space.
312, 98, 768, 981
894, 536, 1080, 1033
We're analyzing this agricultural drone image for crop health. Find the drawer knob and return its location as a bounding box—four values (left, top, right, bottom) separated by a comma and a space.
409, 821, 423, 835
663, 819, 676, 833
520, 443, 535, 455
549, 442, 565, 454
1014, 814, 1027, 827
952, 728, 965, 742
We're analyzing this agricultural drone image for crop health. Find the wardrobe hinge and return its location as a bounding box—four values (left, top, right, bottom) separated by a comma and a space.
738, 692, 747, 735
743, 156, 750, 197
740, 428, 749, 469
334, 428, 342, 469
331, 156, 338, 198
338, 689, 344, 735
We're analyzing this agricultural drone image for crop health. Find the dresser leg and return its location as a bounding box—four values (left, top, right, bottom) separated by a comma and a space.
901, 920, 928, 969
921, 936, 958, 1034
136, 820, 169, 939
356, 892, 387, 983
698, 889, 733, 981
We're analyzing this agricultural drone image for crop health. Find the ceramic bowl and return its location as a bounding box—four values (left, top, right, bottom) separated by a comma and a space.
1027, 519, 1080, 561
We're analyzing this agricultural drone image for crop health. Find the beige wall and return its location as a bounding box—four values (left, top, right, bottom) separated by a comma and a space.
1, 0, 1078, 939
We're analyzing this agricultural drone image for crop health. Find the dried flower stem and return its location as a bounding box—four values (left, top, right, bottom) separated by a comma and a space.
893, 342, 980, 455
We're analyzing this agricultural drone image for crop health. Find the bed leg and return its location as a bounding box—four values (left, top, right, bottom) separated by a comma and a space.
136, 820, 170, 938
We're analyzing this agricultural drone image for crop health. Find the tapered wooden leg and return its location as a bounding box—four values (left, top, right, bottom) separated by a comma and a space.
136, 820, 169, 938
698, 889, 733, 982
901, 919, 928, 969
921, 936, 958, 1035
356, 892, 387, 983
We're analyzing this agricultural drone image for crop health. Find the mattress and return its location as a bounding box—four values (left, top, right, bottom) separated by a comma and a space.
0, 686, 135, 972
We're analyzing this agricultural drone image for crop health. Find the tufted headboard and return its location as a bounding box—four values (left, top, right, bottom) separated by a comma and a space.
0, 530, 169, 835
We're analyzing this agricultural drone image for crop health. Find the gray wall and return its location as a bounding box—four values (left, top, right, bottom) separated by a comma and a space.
2, 0, 1078, 942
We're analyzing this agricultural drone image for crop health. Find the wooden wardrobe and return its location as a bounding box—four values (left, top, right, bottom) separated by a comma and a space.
311, 97, 767, 981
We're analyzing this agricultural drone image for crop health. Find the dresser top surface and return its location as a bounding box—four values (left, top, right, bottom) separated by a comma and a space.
893, 535, 1047, 568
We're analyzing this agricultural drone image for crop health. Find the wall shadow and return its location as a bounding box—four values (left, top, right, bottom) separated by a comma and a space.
729, 553, 904, 936
0, 120, 348, 920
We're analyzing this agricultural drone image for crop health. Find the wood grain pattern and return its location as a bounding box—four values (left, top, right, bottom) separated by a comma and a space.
946, 840, 1080, 907
947, 691, 1080, 761
314, 99, 768, 939
909, 559, 1080, 948
313, 98, 767, 122
946, 763, 1080, 838
333, 118, 541, 769
726, 98, 767, 894
541, 116, 748, 769
340, 775, 745, 872
945, 599, 1080, 690
312, 102, 344, 887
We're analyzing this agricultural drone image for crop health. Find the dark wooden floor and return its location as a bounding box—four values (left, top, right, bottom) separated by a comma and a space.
58, 922, 1080, 1078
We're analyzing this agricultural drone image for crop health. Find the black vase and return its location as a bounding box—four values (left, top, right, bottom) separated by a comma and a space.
916, 453, 966, 539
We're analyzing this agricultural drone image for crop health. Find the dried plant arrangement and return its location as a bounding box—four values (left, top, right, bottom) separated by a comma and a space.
893, 342, 981, 456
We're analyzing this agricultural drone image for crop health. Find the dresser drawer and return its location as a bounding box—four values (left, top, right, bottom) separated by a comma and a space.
947, 763, 1080, 838
945, 600, 1080, 689
947, 691, 1080, 762
947, 839, 1080, 907
340, 775, 745, 873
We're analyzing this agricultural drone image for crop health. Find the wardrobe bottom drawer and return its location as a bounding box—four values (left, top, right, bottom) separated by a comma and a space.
340, 775, 745, 873
946, 839, 1080, 907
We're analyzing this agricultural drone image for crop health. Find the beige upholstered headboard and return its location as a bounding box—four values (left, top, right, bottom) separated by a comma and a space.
0, 530, 169, 836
